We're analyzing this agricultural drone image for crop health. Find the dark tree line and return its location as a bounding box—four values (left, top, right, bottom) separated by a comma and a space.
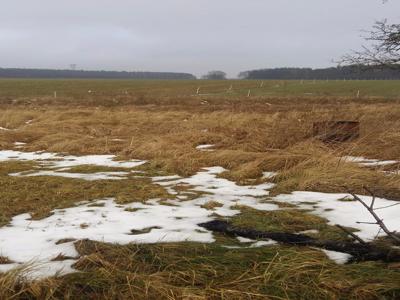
0, 68, 196, 80
239, 65, 400, 80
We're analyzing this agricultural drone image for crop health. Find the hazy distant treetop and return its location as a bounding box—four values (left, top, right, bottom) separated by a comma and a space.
201, 71, 227, 80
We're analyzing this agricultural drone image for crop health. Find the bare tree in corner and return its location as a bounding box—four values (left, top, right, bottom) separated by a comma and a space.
342, 1, 400, 67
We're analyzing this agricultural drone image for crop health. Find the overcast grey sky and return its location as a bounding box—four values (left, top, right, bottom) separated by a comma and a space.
1, 0, 399, 77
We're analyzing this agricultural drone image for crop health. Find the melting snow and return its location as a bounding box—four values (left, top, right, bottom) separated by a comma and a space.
1, 150, 399, 278
196, 144, 215, 151
0, 161, 278, 278
237, 236, 255, 243
249, 240, 277, 248
263, 172, 277, 179
320, 249, 352, 264
13, 142, 26, 149
343, 156, 398, 167
0, 198, 215, 279
154, 167, 278, 215
273, 191, 400, 240
299, 229, 319, 235
10, 170, 130, 181
0, 150, 146, 180
0, 150, 146, 169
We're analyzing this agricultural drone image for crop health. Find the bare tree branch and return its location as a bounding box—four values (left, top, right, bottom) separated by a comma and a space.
341, 20, 400, 67
347, 189, 400, 244
336, 225, 367, 245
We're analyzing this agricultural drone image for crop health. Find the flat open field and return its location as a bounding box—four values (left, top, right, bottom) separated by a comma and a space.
0, 79, 400, 299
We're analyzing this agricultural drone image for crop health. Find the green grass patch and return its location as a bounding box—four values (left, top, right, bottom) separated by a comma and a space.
0, 162, 172, 226
231, 206, 351, 241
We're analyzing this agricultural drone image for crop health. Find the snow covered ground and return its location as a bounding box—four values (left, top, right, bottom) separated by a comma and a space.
195, 144, 215, 151
0, 150, 146, 180
273, 191, 400, 241
0, 149, 399, 278
342, 156, 398, 167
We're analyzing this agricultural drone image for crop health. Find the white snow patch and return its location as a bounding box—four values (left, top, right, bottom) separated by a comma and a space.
10, 170, 130, 181
14, 142, 26, 146
320, 249, 352, 264
0, 166, 278, 278
196, 144, 215, 151
237, 236, 255, 243
0, 198, 215, 279
299, 229, 319, 235
273, 191, 400, 240
224, 239, 276, 249
0, 150, 146, 180
343, 156, 398, 167
0, 150, 146, 169
13, 142, 27, 149
249, 240, 277, 248
154, 167, 278, 215
262, 172, 277, 179
0, 127, 11, 131
152, 175, 182, 182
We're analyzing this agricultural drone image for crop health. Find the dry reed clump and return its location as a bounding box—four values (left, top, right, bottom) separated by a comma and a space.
0, 101, 399, 197
268, 141, 400, 199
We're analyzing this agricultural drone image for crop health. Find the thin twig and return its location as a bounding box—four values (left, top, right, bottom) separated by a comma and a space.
348, 190, 400, 244
336, 225, 367, 244
374, 203, 400, 211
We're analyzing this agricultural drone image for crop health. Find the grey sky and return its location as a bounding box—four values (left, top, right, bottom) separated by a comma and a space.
1, 0, 399, 77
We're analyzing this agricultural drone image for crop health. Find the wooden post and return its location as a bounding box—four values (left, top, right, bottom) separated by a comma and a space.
247, 90, 251, 97
357, 90, 360, 98
54, 91, 57, 98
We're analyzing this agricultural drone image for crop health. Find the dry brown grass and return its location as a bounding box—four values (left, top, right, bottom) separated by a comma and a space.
1, 96, 399, 198
0, 240, 399, 299
1, 82, 400, 299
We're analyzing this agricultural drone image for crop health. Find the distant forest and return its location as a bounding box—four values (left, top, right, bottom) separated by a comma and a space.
0, 68, 196, 80
239, 65, 400, 80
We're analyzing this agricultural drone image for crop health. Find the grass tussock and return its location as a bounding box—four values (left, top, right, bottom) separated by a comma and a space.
200, 201, 224, 210
0, 240, 399, 299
